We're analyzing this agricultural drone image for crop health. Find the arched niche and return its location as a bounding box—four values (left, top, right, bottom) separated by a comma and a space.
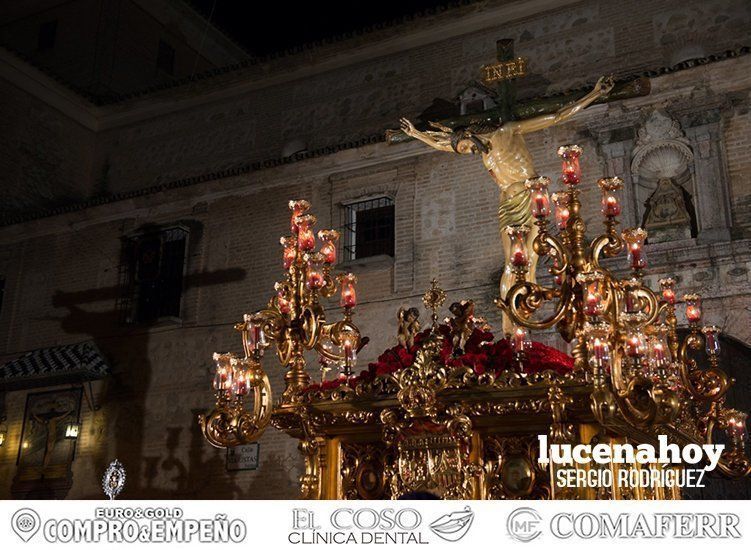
631, 110, 697, 242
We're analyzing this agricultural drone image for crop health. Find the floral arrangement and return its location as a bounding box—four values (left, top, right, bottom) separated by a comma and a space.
306, 325, 574, 393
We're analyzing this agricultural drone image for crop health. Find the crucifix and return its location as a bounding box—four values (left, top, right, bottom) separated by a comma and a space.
397, 39, 625, 334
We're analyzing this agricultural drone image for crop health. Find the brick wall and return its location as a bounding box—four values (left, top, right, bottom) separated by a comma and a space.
0, 0, 750, 499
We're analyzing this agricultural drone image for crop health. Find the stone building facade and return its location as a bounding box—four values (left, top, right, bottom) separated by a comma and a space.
0, 0, 750, 499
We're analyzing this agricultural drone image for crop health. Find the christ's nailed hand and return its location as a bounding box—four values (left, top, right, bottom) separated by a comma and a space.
400, 117, 416, 135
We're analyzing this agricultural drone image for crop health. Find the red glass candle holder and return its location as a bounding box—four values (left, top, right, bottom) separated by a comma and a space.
525, 176, 551, 219
622, 228, 648, 271
557, 144, 583, 186
288, 199, 311, 235
659, 277, 676, 305
648, 327, 670, 370
505, 225, 530, 272
340, 273, 357, 308
297, 214, 317, 252
726, 410, 748, 441
275, 283, 292, 314
625, 330, 647, 358
212, 353, 233, 392
306, 253, 326, 290
341, 335, 357, 372
577, 272, 606, 317
233, 367, 249, 397
598, 177, 623, 218
683, 293, 702, 325
551, 192, 570, 231
318, 229, 340, 265
701, 325, 721, 356
245, 315, 267, 356
281, 236, 297, 270
586, 326, 612, 369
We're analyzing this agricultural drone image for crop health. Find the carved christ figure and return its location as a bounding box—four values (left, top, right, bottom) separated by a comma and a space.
399, 76, 615, 334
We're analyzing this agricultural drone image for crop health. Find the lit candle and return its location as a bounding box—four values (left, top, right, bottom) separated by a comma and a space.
651, 341, 666, 365
622, 228, 648, 270
727, 411, 747, 440
306, 255, 325, 290
212, 354, 233, 392
590, 337, 611, 368
598, 177, 623, 218
277, 289, 291, 314
659, 278, 676, 305
297, 215, 316, 252
234, 370, 248, 396
511, 326, 530, 354
525, 177, 551, 219
625, 331, 645, 357
506, 225, 530, 270
551, 193, 570, 231
320, 241, 336, 264
584, 292, 602, 316
246, 318, 266, 355
630, 243, 644, 268
281, 236, 297, 270
318, 230, 340, 265
288, 199, 310, 235
683, 294, 702, 324
603, 195, 621, 217
533, 192, 550, 218
340, 273, 357, 308
557, 144, 583, 186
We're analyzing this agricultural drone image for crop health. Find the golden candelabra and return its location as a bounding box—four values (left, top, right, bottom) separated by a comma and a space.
199, 200, 361, 447
199, 146, 750, 499
498, 145, 750, 477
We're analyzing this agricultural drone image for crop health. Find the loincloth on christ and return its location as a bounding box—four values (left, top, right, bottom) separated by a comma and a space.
498, 180, 533, 232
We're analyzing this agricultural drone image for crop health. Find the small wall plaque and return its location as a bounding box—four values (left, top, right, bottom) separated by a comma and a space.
226, 443, 260, 471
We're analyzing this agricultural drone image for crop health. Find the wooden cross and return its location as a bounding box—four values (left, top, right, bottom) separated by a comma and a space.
480, 39, 528, 122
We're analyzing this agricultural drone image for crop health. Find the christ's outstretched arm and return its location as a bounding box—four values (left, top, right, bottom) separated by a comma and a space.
399, 118, 455, 152
511, 76, 615, 135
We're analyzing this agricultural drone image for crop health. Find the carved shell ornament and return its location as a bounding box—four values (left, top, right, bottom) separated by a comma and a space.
102, 459, 126, 500
631, 110, 693, 180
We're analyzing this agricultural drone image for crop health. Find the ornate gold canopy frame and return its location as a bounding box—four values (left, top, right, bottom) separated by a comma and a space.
199, 146, 750, 500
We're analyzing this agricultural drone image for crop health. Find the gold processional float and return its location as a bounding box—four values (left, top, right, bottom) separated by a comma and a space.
198, 145, 750, 500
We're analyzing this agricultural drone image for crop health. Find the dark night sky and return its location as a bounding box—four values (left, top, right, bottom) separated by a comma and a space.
187, 0, 459, 57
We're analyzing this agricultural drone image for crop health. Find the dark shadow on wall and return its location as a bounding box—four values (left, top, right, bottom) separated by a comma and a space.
47, 265, 246, 499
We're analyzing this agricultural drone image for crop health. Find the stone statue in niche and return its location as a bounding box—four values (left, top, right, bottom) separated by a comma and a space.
631, 110, 697, 242
643, 178, 694, 242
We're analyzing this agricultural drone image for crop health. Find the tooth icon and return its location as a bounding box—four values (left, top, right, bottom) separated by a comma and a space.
429, 506, 474, 542
12, 508, 41, 542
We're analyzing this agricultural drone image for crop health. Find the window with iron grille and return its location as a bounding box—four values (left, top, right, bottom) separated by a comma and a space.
340, 197, 395, 261
119, 227, 188, 324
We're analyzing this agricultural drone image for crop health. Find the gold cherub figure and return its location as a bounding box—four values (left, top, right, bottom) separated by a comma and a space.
397, 307, 421, 349
447, 300, 475, 352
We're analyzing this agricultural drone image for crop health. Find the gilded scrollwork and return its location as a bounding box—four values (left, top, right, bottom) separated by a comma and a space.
483, 436, 551, 500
